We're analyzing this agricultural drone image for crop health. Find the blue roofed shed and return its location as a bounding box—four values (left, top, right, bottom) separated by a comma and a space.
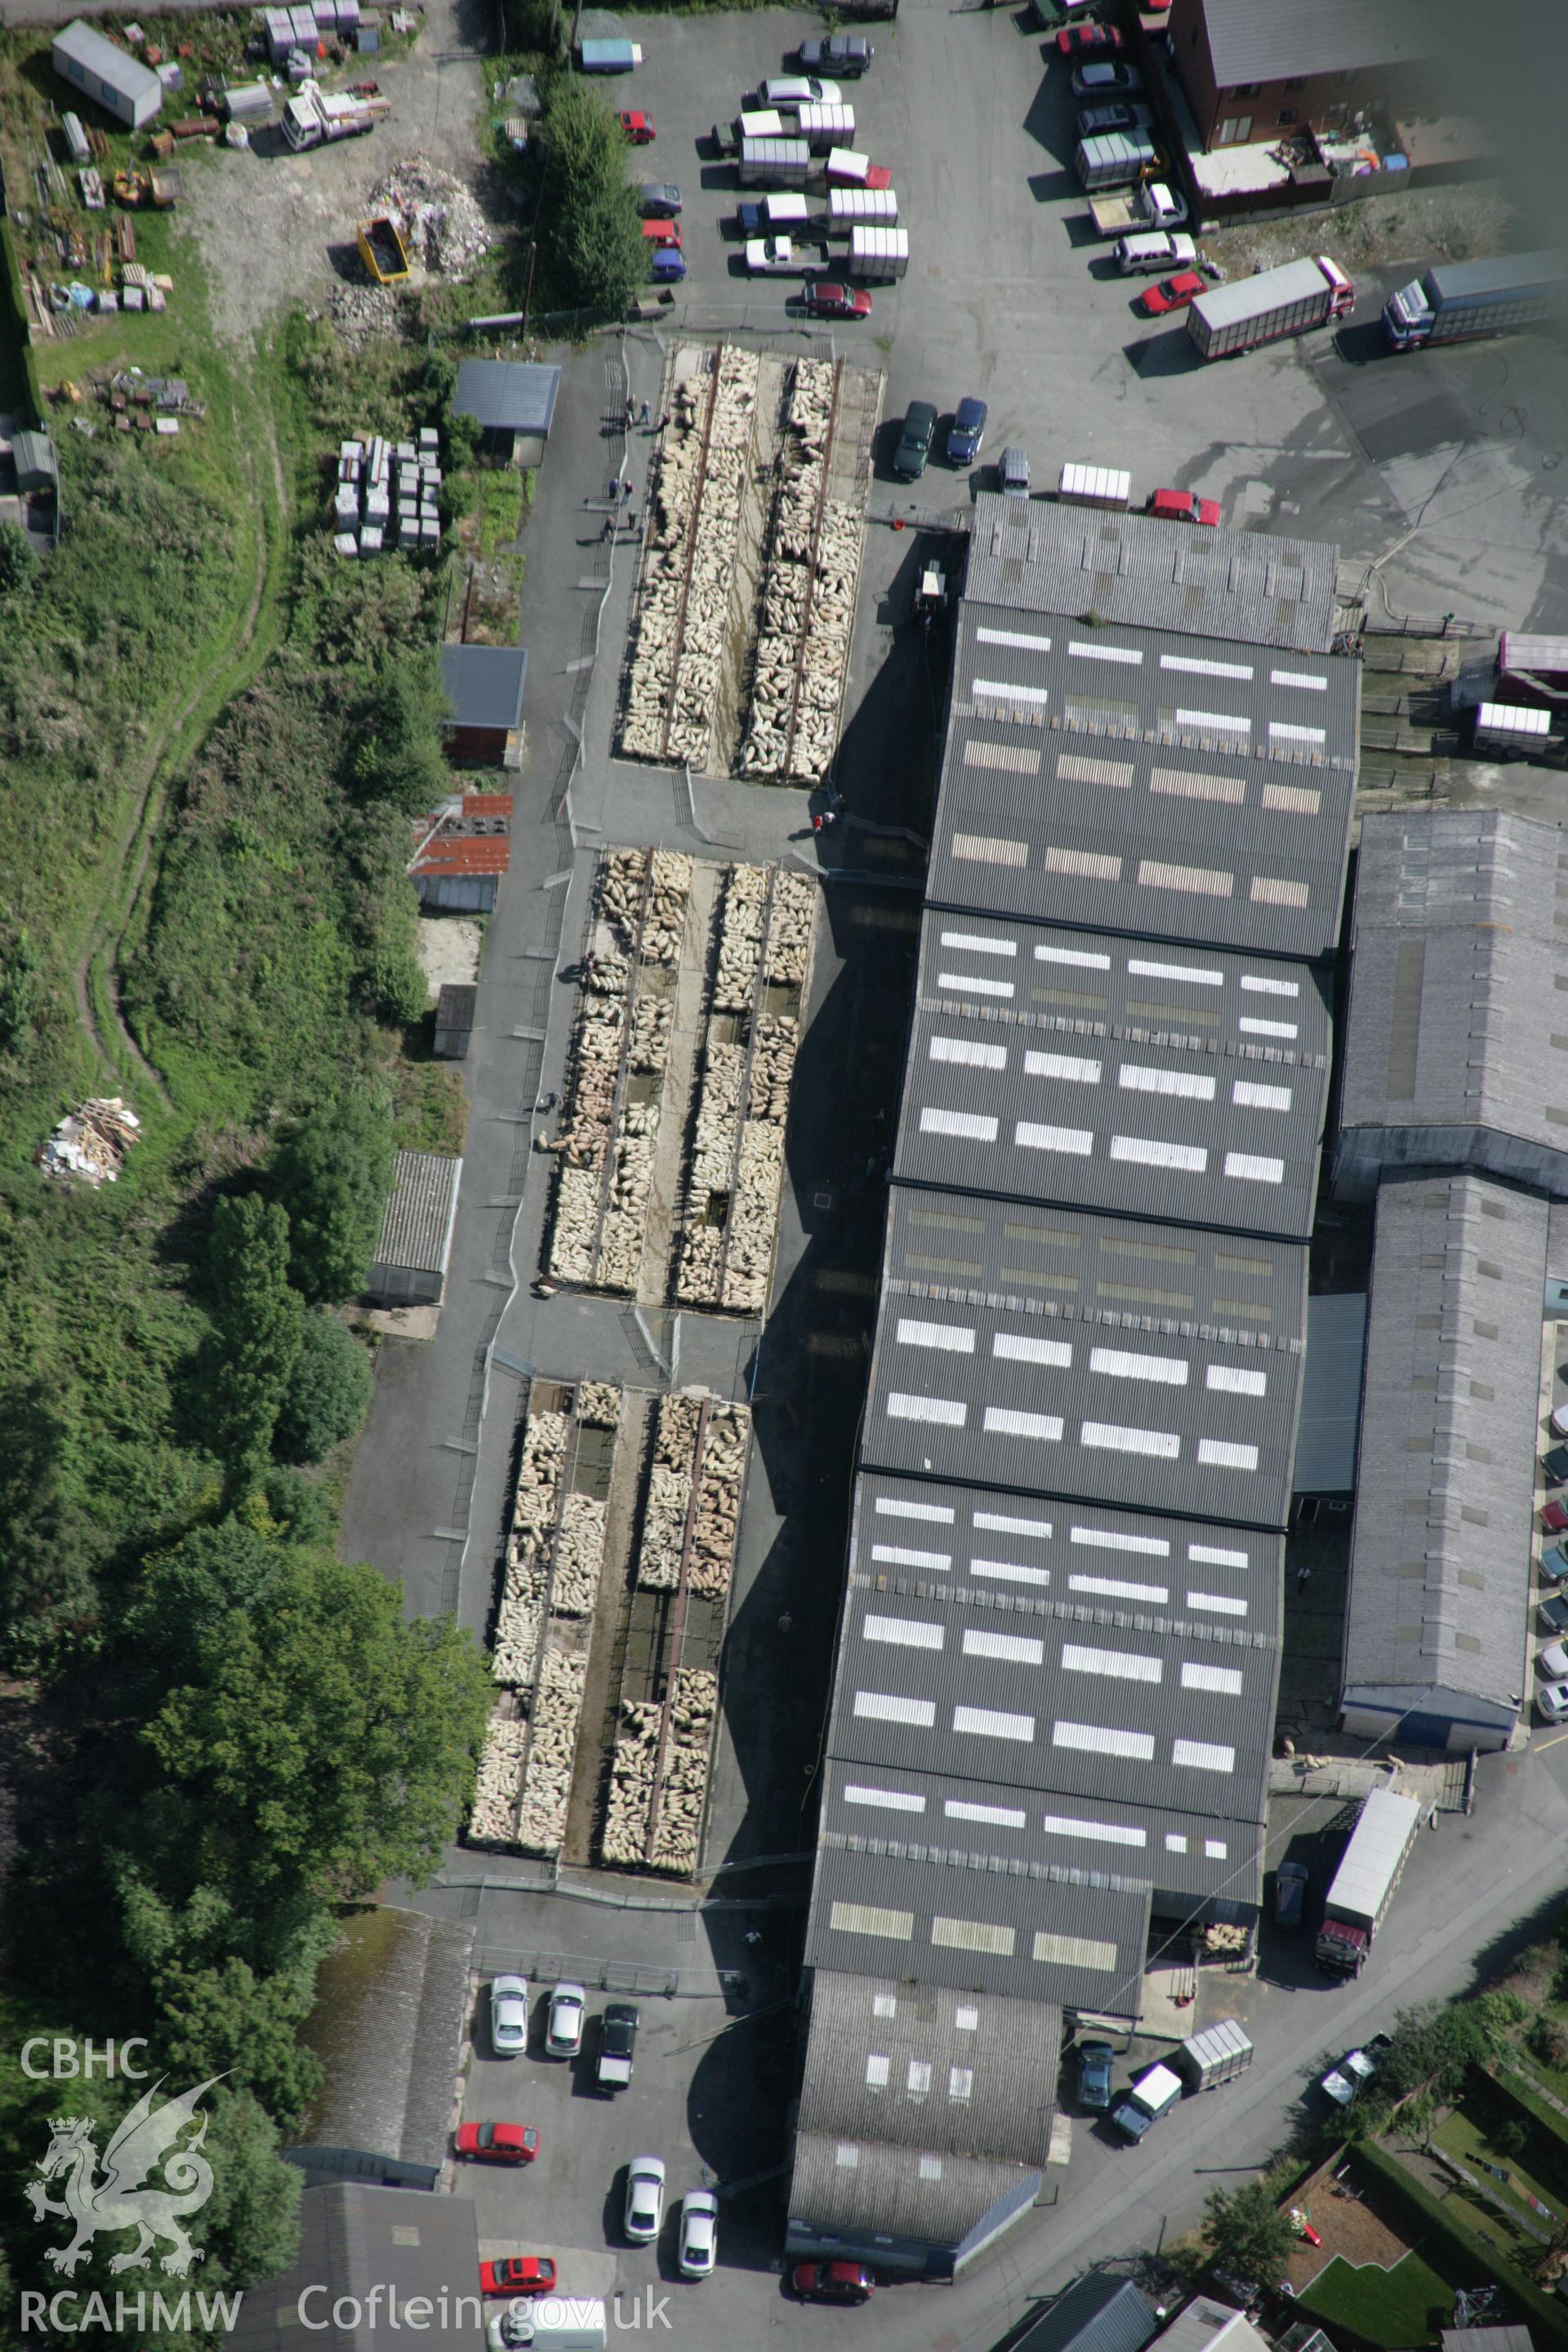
453, 359, 561, 457
439, 643, 528, 764
1009, 2278, 1160, 2352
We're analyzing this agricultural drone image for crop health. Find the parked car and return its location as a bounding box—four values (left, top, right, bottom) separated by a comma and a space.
1143, 269, 1206, 316
800, 35, 873, 76
1149, 486, 1221, 527
1077, 100, 1140, 137
1542, 1592, 1568, 1636
1320, 2034, 1392, 2107
678, 2189, 719, 2278
1542, 1543, 1568, 1584
1275, 1858, 1309, 1928
624, 2155, 666, 2243
999, 444, 1031, 497
638, 182, 682, 217
804, 281, 873, 319
792, 2262, 875, 2305
1547, 1443, 1568, 1483
617, 109, 656, 143
479, 2256, 557, 2298
1116, 229, 1198, 276
1071, 60, 1140, 99
947, 396, 987, 464
597, 2002, 639, 2092
1542, 1642, 1568, 1681
490, 1975, 529, 2058
1541, 1680, 1568, 1723
640, 218, 682, 248
546, 1982, 586, 2058
1552, 1401, 1568, 1441
454, 2120, 539, 2165
1544, 1496, 1568, 1535
893, 399, 938, 479
1057, 21, 1125, 54
1077, 2039, 1115, 2111
761, 75, 841, 106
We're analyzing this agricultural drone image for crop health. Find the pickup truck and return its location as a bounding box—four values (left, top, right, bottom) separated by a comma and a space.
1088, 178, 1188, 239
1320, 2033, 1392, 2106
596, 2002, 639, 2092
744, 235, 827, 275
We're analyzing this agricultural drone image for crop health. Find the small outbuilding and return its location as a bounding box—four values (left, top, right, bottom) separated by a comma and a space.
1008, 2275, 1160, 2352
433, 983, 477, 1060
452, 359, 561, 460
12, 432, 59, 495
439, 643, 527, 767
365, 1151, 462, 1307
52, 18, 164, 128
410, 792, 512, 912
225, 2181, 486, 2349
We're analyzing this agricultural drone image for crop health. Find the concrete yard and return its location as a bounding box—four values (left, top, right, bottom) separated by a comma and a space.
310, 2, 1568, 2347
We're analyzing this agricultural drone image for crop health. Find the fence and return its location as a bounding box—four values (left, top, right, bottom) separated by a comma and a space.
474, 1945, 740, 1998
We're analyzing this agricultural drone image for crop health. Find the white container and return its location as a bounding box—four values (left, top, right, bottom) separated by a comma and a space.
1058, 461, 1130, 509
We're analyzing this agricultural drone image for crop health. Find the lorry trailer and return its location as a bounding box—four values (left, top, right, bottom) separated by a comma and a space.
1174, 2018, 1253, 2093
577, 38, 642, 71
848, 225, 908, 282
1382, 250, 1566, 350
1187, 255, 1352, 359
1315, 1788, 1421, 1977
1076, 130, 1157, 191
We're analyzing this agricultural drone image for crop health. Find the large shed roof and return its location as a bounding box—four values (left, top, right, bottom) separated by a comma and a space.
1343, 1173, 1544, 1718
864, 1189, 1307, 1529
925, 601, 1357, 962
439, 642, 528, 733
452, 357, 561, 436
1010, 2277, 1159, 2352
897, 909, 1330, 1240
52, 16, 163, 101
372, 1151, 462, 1276
963, 492, 1339, 653
1197, 0, 1448, 87
1340, 808, 1568, 1164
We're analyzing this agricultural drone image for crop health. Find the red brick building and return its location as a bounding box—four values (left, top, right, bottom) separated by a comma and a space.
1166, 0, 1447, 153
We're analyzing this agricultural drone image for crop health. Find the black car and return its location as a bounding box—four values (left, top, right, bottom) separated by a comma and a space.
1541, 1591, 1568, 1637
800, 33, 873, 75
595, 2002, 639, 2091
1545, 1442, 1568, 1485
893, 399, 938, 481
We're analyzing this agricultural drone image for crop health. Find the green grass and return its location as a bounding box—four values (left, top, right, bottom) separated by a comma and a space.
1302, 2249, 1456, 2347
1437, 2103, 1568, 2230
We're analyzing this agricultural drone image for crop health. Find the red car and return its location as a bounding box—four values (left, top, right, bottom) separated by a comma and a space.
480, 2258, 557, 2298
454, 2121, 539, 2166
617, 109, 655, 144
639, 218, 682, 247
1056, 22, 1125, 56
1544, 1496, 1568, 1535
1149, 487, 1222, 528
1142, 269, 1205, 317
792, 2261, 875, 2306
804, 282, 872, 320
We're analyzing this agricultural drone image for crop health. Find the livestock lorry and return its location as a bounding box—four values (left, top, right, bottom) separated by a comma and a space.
1174, 2019, 1254, 2093
1187, 255, 1352, 359
1382, 251, 1566, 350
1315, 1789, 1421, 1978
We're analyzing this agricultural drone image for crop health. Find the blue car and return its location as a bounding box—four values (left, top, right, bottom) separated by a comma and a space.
1077, 2040, 1114, 2111
947, 396, 987, 466
1543, 1544, 1568, 1585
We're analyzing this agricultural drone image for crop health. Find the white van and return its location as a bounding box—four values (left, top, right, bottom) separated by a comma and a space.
487, 2298, 608, 2352
1115, 229, 1197, 276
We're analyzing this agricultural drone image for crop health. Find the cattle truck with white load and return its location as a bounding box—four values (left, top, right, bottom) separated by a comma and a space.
282, 80, 381, 149
849, 225, 907, 282
1382, 250, 1566, 350
792, 100, 856, 153
1075, 130, 1156, 190
827, 185, 898, 226
738, 136, 811, 189
1174, 2018, 1254, 2093
1315, 1789, 1421, 1979
1187, 255, 1353, 359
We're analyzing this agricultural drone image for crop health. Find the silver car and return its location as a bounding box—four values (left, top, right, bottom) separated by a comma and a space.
489, 1975, 529, 2058
679, 2189, 718, 2278
546, 1982, 586, 2059
625, 2154, 666, 2243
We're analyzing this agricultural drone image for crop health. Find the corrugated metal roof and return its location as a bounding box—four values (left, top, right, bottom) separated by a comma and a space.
805, 1833, 1151, 2015
439, 642, 528, 732
1154, 2300, 1269, 2352
1197, 0, 1442, 87
864, 1189, 1307, 1530
52, 16, 163, 100
297, 1906, 474, 2173
1340, 808, 1568, 1166
1008, 2274, 1158, 2352
831, 1503, 1277, 1828
897, 909, 1330, 1241
1295, 1291, 1367, 1492
434, 983, 477, 1031
800, 1968, 1059, 2163
963, 492, 1338, 653
227, 2183, 484, 2350
926, 600, 1357, 962
373, 1150, 461, 1275
453, 358, 561, 436
788, 2132, 1036, 2252
1343, 1173, 1544, 1713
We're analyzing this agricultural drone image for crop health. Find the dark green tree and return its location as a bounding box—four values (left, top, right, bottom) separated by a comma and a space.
207, 1196, 303, 1480
536, 81, 646, 316
258, 1465, 333, 1548
0, 1380, 104, 1665
0, 919, 38, 1050
143, 1549, 492, 1906
345, 652, 451, 815
273, 1095, 394, 1304
190, 2088, 305, 2292
274, 1312, 374, 1465
153, 1954, 326, 2127
1200, 2181, 1295, 2286
0, 519, 35, 596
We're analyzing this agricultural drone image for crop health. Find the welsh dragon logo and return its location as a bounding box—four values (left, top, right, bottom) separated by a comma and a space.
26, 2075, 224, 2277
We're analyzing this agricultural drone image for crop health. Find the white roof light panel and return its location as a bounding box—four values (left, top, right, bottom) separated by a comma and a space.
930, 1036, 1008, 1072
853, 1690, 938, 1727
876, 1496, 956, 1525
862, 1614, 945, 1650
898, 1317, 977, 1353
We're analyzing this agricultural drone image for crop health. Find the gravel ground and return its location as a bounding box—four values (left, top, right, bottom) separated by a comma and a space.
1205, 180, 1517, 280
189, 0, 490, 343
1280, 2151, 1416, 2291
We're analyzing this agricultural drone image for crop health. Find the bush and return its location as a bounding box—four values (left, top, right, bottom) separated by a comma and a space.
274, 1095, 394, 1303
535, 80, 646, 316
1201, 2182, 1295, 2286
370, 942, 429, 1028
274, 1314, 374, 1465
0, 521, 35, 596
1532, 2017, 1568, 2071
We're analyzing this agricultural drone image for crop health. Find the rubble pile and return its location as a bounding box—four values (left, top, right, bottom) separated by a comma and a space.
327, 280, 405, 349
547, 849, 693, 1292
37, 1097, 141, 1187
648, 1668, 719, 1875
738, 358, 863, 785
675, 866, 815, 1312
618, 346, 761, 769
369, 154, 490, 277
469, 1712, 527, 1846
601, 1700, 662, 1868
515, 1649, 588, 1855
